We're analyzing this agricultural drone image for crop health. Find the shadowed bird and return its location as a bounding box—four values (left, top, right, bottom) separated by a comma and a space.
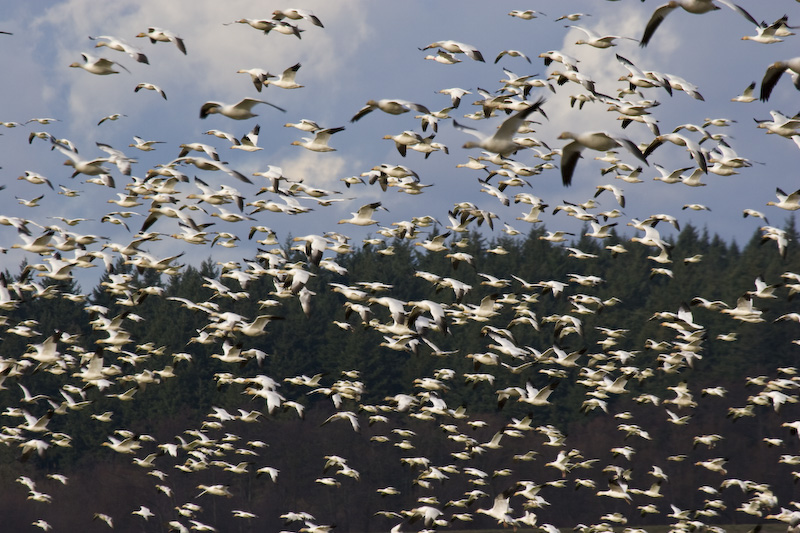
760, 58, 800, 101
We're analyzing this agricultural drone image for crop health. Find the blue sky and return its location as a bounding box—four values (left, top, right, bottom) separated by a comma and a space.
1, 0, 798, 288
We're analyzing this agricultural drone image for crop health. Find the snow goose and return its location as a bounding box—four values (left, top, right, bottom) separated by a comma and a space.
678, 167, 707, 187
755, 110, 800, 137
272, 9, 324, 27
539, 50, 580, 70
351, 99, 431, 122
172, 156, 251, 183
136, 27, 186, 54
509, 10, 545, 19
643, 132, 707, 173
178, 142, 219, 160
569, 25, 637, 48
438, 87, 471, 108
640, 1, 755, 47
284, 118, 320, 132
268, 20, 304, 38
495, 49, 531, 63
549, 68, 607, 97
18, 171, 53, 189
95, 113, 126, 125
129, 136, 165, 151
766, 187, 800, 210
196, 484, 233, 498
743, 208, 769, 223
236, 68, 275, 92
134, 82, 167, 100
53, 142, 112, 178
748, 275, 782, 299
742, 15, 793, 44
731, 81, 757, 102
594, 183, 625, 207
231, 18, 275, 32
421, 40, 484, 62
95, 142, 135, 175
476, 488, 517, 525
616, 54, 672, 94
760, 57, 800, 101
559, 130, 647, 186
264, 63, 303, 89
231, 124, 261, 151
132, 506, 155, 520
383, 130, 423, 156
291, 126, 345, 152
338, 202, 386, 226
200, 98, 285, 119
69, 53, 129, 75
424, 50, 461, 64
556, 13, 590, 21
454, 97, 545, 156
742, 26, 782, 46
721, 294, 764, 322
89, 35, 148, 63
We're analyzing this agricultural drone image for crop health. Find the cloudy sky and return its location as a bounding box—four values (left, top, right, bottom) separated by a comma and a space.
1, 0, 798, 289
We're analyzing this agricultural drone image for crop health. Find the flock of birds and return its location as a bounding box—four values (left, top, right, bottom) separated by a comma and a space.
2, 1, 800, 531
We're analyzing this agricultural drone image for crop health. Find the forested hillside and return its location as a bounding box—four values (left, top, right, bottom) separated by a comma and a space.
1, 221, 799, 532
